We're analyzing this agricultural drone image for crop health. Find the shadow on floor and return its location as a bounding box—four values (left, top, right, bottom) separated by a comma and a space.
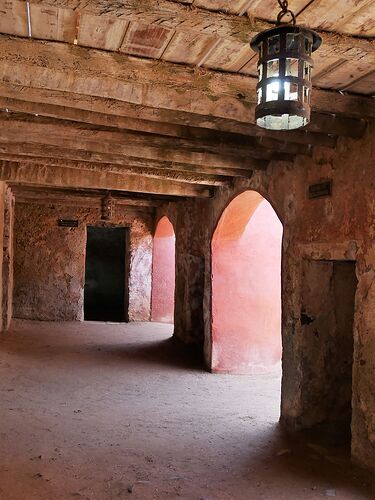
0, 322, 205, 372
247, 424, 375, 499
90, 337, 206, 371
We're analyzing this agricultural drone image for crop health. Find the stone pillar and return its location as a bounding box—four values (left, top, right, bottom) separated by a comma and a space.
351, 254, 375, 471
2, 186, 14, 331
128, 219, 153, 322
0, 182, 7, 331
173, 200, 206, 346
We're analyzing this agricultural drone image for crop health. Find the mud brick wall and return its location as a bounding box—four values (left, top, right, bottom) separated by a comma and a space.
13, 203, 153, 322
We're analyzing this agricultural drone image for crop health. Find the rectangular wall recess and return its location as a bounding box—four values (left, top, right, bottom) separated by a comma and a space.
308, 181, 332, 199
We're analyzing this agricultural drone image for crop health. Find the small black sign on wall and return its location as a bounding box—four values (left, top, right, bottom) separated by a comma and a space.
308, 180, 332, 199
58, 219, 79, 228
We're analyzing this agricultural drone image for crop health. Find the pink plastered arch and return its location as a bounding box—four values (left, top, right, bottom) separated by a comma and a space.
211, 190, 283, 374
151, 216, 176, 324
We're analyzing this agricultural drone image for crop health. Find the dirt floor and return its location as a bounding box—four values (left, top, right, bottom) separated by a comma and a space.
0, 320, 374, 500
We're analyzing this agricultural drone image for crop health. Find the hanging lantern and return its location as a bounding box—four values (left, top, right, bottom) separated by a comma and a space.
101, 192, 115, 220
250, 1, 322, 130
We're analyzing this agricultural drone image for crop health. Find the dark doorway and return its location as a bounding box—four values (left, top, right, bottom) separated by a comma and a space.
300, 260, 357, 443
84, 226, 128, 322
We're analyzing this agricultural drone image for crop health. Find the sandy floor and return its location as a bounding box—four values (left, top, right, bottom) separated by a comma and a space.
0, 320, 374, 500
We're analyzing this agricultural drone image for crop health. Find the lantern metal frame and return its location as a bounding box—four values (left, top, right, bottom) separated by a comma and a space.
250, 19, 322, 130
101, 192, 115, 220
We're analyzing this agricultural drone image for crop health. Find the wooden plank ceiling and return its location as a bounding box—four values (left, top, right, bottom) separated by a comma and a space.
0, 0, 373, 203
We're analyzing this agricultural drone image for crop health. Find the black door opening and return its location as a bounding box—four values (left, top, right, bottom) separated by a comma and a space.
84, 226, 128, 322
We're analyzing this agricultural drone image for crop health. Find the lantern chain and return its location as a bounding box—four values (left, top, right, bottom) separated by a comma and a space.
276, 0, 297, 25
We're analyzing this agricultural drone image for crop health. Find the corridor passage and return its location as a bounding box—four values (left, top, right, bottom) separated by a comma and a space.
0, 321, 373, 500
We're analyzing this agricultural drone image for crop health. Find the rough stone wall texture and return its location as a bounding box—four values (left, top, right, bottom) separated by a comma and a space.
13, 203, 153, 322
127, 216, 153, 322
2, 186, 15, 331
0, 182, 6, 329
157, 123, 375, 471
156, 202, 206, 345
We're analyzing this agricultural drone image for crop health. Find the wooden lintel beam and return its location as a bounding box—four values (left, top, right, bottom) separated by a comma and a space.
0, 161, 213, 198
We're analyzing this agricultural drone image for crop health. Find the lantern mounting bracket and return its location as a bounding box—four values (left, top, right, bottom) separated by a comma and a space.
277, 0, 296, 25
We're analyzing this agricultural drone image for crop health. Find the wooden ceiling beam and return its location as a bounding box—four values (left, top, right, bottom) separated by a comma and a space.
0, 84, 347, 142
11, 185, 158, 205
0, 36, 373, 123
15, 195, 156, 211
0, 118, 281, 168
306, 112, 368, 137
0, 96, 337, 149
0, 112, 306, 158
0, 161, 213, 198
9, 184, 183, 204
0, 154, 232, 187
0, 144, 258, 177
28, 0, 375, 62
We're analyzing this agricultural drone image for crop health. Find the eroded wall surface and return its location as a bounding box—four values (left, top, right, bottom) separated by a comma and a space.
0, 182, 7, 329
13, 203, 153, 322
156, 200, 206, 344
157, 123, 375, 471
300, 260, 356, 437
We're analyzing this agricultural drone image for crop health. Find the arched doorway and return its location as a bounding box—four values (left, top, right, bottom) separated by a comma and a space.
151, 216, 176, 324
211, 191, 283, 374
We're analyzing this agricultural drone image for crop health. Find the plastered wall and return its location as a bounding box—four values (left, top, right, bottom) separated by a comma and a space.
211, 194, 283, 374
13, 203, 153, 322
151, 216, 175, 324
158, 123, 375, 471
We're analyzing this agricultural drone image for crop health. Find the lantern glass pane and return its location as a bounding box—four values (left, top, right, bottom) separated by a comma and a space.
257, 88, 262, 104
257, 114, 308, 131
286, 33, 300, 52
285, 58, 299, 77
266, 81, 280, 101
304, 61, 311, 79
268, 35, 280, 56
284, 82, 299, 101
267, 59, 279, 78
303, 86, 310, 102
258, 63, 263, 81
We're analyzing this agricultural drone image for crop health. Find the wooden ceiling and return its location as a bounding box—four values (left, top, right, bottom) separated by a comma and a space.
0, 0, 374, 203
1, 0, 374, 94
